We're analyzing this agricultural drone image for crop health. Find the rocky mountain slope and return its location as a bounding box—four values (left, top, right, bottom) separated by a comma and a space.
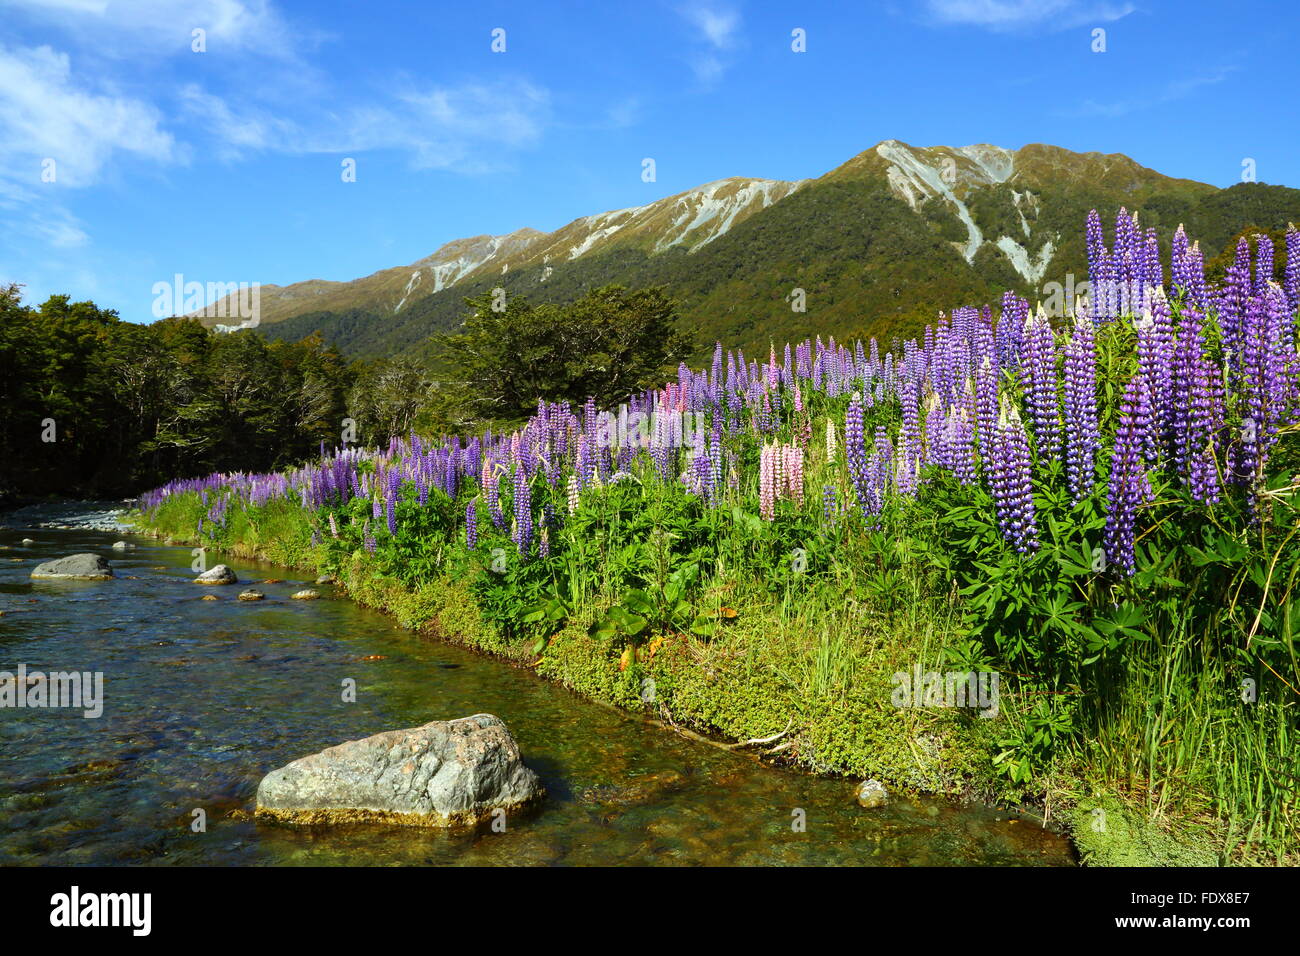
195, 140, 1300, 358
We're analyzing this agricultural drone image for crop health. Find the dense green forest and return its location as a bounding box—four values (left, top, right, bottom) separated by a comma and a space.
0, 283, 436, 500
0, 282, 690, 500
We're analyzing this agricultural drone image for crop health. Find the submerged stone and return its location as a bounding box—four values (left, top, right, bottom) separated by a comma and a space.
237, 588, 265, 602
291, 589, 320, 600
256, 713, 544, 828
30, 553, 115, 581
856, 778, 889, 809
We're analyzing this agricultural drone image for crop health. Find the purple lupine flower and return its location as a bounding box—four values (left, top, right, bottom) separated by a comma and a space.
483, 460, 505, 529
511, 464, 532, 556
1062, 309, 1100, 503
1285, 224, 1300, 315
844, 396, 867, 509
1103, 372, 1150, 575
465, 499, 478, 550
948, 406, 976, 486
1020, 307, 1061, 461
1172, 306, 1223, 503
924, 393, 947, 469
974, 356, 998, 457
987, 400, 1038, 552
1254, 233, 1275, 293
1086, 209, 1106, 306
1220, 238, 1253, 383
997, 292, 1027, 372
1133, 301, 1169, 464
865, 427, 893, 515
1170, 226, 1190, 300
898, 376, 923, 471
1141, 227, 1163, 297
822, 484, 838, 524
1233, 283, 1290, 498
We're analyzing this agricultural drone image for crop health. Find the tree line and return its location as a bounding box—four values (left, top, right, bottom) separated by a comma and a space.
0, 282, 690, 501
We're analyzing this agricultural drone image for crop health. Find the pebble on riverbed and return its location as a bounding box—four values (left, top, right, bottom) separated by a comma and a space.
291, 589, 321, 600
237, 589, 265, 602
856, 779, 889, 809
193, 564, 238, 585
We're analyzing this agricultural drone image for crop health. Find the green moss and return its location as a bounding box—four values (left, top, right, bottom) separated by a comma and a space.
1065, 798, 1219, 867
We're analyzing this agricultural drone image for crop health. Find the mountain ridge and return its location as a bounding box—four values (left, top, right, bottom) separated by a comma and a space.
195, 139, 1298, 358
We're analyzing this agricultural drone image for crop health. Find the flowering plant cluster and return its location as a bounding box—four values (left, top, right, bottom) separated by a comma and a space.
140, 212, 1300, 849
143, 213, 1300, 588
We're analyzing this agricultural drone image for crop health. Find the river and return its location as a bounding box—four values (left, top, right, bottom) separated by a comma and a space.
0, 527, 1074, 866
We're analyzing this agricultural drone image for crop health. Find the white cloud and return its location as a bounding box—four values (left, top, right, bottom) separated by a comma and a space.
178, 84, 296, 157
0, 43, 176, 186
27, 209, 91, 248
1066, 67, 1236, 118
178, 78, 553, 172
0, 41, 176, 273
680, 5, 741, 49
0, 0, 306, 59
677, 3, 743, 84
924, 0, 1134, 31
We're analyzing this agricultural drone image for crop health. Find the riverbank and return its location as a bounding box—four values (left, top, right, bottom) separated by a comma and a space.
134, 493, 1244, 866
7, 527, 1079, 865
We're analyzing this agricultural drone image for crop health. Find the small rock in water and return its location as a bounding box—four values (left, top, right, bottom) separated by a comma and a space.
194, 564, 238, 585
856, 779, 889, 809
237, 588, 265, 602
30, 553, 115, 581
199, 594, 219, 601
111, 541, 128, 550
315, 574, 334, 585
256, 714, 544, 828
21, 538, 35, 546
291, 589, 320, 600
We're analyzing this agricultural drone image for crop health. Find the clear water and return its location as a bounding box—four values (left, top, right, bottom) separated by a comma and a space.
0, 529, 1074, 866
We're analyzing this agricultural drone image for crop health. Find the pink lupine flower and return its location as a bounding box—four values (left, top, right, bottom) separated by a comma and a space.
759, 443, 778, 520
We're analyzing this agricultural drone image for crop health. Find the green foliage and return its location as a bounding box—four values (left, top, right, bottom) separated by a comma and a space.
426, 284, 693, 429
0, 284, 355, 500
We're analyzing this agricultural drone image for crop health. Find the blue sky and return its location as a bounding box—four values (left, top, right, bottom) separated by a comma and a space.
2, 0, 1297, 321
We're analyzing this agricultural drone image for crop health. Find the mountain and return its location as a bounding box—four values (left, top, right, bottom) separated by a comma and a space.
195, 140, 1300, 358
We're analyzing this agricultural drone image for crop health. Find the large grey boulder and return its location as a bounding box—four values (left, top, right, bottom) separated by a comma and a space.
256, 714, 544, 827
31, 553, 114, 581
194, 564, 237, 585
